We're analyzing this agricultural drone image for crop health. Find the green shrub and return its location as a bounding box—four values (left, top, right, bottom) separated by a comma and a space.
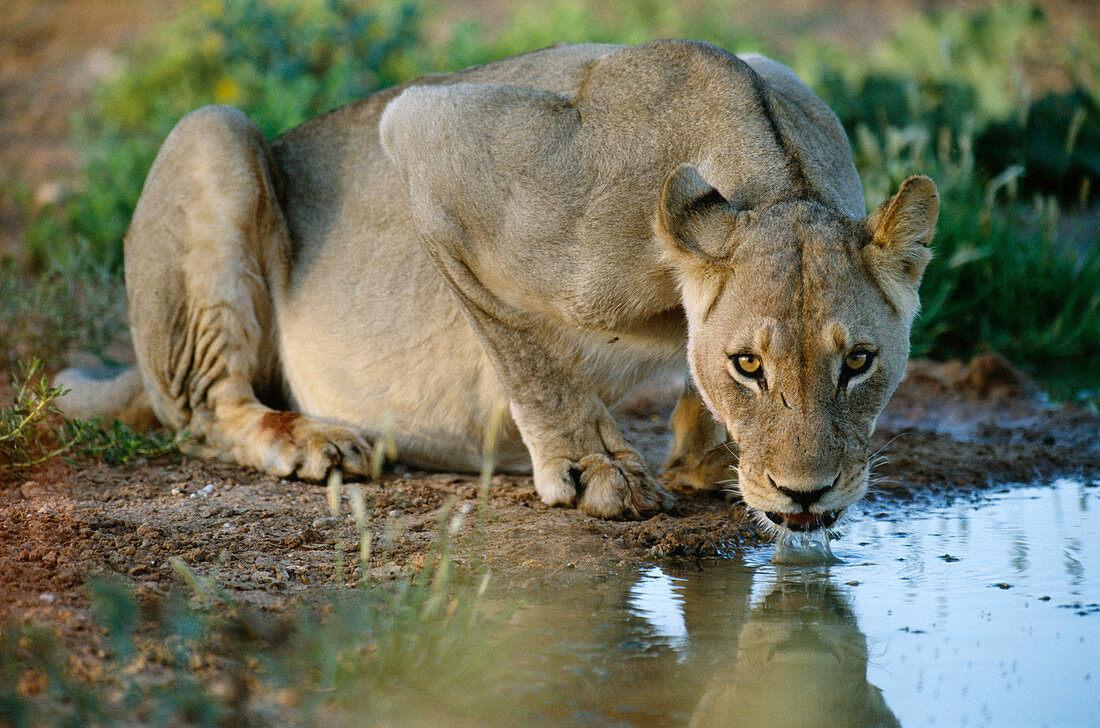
855, 125, 1100, 359
0, 253, 126, 370
0, 359, 73, 469
12, 0, 1100, 365
793, 2, 1099, 205
23, 0, 420, 273
428, 0, 767, 72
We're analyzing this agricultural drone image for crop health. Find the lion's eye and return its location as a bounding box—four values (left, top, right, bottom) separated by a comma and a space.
842, 350, 874, 377
732, 353, 763, 379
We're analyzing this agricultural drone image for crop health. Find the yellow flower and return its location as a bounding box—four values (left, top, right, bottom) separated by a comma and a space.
201, 0, 224, 19
213, 77, 242, 104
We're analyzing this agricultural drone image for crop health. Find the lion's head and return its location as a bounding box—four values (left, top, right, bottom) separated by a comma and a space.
656, 164, 938, 532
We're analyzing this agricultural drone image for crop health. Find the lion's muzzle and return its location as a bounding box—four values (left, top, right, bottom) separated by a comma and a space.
743, 470, 859, 533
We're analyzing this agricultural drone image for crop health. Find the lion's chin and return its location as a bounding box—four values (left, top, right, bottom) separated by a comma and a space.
764, 510, 840, 532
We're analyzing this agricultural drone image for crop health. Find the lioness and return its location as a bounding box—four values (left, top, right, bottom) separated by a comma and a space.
59, 41, 938, 530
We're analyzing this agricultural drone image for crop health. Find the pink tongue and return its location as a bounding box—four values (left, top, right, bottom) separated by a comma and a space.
784, 512, 820, 526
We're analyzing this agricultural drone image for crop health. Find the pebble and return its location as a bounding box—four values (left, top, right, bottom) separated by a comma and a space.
312, 516, 337, 529
190, 483, 215, 498
38, 593, 55, 604
19, 480, 44, 499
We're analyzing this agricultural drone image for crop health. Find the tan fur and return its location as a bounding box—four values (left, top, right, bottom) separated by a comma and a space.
57, 41, 936, 526
691, 578, 899, 727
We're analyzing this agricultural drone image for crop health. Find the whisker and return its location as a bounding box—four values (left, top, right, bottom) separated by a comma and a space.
867, 478, 899, 490
871, 430, 910, 460
749, 509, 781, 537
868, 454, 890, 472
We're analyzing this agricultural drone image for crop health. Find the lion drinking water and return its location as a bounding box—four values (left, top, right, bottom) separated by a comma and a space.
59, 41, 938, 529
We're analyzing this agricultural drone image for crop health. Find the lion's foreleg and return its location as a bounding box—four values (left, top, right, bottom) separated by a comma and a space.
417, 237, 670, 519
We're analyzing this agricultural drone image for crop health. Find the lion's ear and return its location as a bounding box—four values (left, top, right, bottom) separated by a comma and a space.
862, 175, 938, 322
655, 164, 746, 270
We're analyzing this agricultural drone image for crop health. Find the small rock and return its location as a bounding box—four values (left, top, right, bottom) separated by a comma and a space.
19, 481, 44, 499
312, 516, 337, 529
38, 593, 55, 604
281, 533, 304, 549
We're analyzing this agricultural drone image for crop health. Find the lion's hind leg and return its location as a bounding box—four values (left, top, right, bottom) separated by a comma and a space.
126, 105, 371, 481
182, 395, 373, 481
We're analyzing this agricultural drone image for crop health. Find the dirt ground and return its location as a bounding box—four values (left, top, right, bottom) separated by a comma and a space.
2, 355, 1098, 639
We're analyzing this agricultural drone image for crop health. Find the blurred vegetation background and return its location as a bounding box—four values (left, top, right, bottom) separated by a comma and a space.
1, 0, 1098, 380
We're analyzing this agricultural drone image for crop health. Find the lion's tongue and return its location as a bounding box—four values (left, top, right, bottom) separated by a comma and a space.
782, 511, 821, 526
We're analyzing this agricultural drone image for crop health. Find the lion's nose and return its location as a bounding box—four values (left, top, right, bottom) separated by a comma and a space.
777, 485, 830, 509
769, 474, 836, 510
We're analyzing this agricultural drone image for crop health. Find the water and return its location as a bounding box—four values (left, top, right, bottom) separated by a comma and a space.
772, 525, 837, 565
466, 478, 1100, 727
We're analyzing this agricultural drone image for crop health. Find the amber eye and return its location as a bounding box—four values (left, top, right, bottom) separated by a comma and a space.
732, 353, 763, 379
842, 350, 874, 377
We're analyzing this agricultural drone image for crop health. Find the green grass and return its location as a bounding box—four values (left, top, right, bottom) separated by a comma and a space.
0, 482, 507, 728
0, 358, 183, 469
0, 257, 126, 372
854, 125, 1100, 360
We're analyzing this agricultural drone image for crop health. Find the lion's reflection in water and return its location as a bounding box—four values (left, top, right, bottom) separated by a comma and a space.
689, 574, 897, 728
627, 566, 898, 728
385, 562, 901, 727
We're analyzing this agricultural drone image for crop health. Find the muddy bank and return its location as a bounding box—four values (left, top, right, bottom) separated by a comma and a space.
1, 356, 1098, 638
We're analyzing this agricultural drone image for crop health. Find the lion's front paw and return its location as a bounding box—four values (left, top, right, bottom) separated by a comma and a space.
536, 451, 671, 520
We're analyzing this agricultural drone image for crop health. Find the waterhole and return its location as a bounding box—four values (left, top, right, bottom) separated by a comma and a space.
458, 478, 1099, 727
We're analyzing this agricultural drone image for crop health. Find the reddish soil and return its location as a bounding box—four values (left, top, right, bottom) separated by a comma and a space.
2, 355, 1098, 636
